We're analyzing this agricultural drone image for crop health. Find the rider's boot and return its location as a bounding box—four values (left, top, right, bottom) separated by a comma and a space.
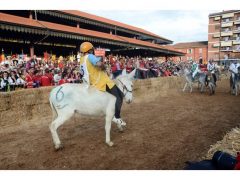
112, 116, 126, 127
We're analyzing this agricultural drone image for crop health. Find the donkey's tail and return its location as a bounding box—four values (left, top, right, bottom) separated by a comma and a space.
49, 91, 58, 120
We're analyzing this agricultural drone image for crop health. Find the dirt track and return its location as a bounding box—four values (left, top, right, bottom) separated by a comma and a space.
0, 79, 240, 170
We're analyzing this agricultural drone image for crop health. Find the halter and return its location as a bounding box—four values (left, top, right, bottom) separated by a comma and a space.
117, 79, 133, 97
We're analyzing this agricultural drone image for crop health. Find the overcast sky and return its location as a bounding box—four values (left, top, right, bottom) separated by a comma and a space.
84, 10, 218, 44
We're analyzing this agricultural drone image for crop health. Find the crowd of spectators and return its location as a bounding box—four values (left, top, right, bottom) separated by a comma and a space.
108, 55, 181, 79
0, 54, 182, 92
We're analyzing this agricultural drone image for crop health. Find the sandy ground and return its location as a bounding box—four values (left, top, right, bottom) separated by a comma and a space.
0, 79, 239, 170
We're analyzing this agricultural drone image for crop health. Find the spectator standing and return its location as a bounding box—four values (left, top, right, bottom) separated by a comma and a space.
25, 68, 35, 88
41, 69, 52, 86
58, 73, 69, 85
53, 69, 62, 85
1, 71, 12, 92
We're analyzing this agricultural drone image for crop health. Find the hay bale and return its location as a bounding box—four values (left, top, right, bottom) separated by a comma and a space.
32, 103, 52, 119
0, 87, 53, 127
205, 127, 240, 159
0, 93, 11, 111
133, 76, 184, 99
0, 78, 185, 127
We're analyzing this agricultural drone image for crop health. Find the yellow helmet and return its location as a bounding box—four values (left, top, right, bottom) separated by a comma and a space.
80, 42, 94, 53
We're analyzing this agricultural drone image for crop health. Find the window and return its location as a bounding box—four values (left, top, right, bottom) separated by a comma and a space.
225, 18, 230, 22
224, 37, 229, 41
225, 28, 229, 32
237, 36, 240, 41
236, 45, 240, 51
187, 49, 192, 54
199, 48, 202, 54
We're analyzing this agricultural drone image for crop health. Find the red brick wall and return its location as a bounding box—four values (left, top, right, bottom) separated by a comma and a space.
172, 46, 208, 64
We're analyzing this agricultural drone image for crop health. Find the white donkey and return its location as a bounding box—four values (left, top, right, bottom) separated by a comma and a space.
49, 69, 136, 150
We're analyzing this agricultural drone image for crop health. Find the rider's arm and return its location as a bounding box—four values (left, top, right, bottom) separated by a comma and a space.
88, 54, 103, 67
229, 64, 237, 74
88, 54, 105, 70
207, 64, 210, 71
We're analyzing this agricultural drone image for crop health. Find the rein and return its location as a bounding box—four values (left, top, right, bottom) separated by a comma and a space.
117, 79, 132, 97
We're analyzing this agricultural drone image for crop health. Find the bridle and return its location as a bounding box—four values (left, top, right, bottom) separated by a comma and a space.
117, 79, 133, 97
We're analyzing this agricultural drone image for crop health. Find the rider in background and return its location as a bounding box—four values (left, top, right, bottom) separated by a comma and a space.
191, 60, 201, 80
79, 42, 126, 127
207, 59, 217, 85
229, 60, 240, 87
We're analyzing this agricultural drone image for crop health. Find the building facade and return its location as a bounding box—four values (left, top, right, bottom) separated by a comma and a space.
169, 41, 208, 64
0, 10, 184, 59
208, 10, 240, 64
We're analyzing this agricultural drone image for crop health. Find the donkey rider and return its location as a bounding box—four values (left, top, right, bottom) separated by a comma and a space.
190, 60, 201, 80
206, 60, 217, 85
229, 60, 240, 89
79, 42, 126, 126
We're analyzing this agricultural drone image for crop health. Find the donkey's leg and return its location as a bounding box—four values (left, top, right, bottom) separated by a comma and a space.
105, 114, 114, 147
235, 83, 238, 96
105, 101, 115, 147
183, 82, 188, 92
200, 83, 204, 93
49, 110, 74, 150
190, 83, 193, 93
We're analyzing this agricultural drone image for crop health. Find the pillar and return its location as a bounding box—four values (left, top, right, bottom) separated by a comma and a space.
30, 46, 34, 58
29, 12, 33, 19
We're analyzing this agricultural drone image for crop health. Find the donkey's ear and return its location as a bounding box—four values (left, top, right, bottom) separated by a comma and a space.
128, 68, 136, 80
122, 69, 127, 76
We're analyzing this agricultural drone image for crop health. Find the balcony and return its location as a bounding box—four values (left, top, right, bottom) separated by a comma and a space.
221, 22, 233, 27
233, 28, 240, 33
213, 33, 220, 38
221, 31, 233, 36
213, 43, 220, 47
220, 47, 233, 51
233, 45, 240, 52
234, 18, 240, 25
221, 41, 232, 47
233, 40, 240, 45
222, 13, 234, 18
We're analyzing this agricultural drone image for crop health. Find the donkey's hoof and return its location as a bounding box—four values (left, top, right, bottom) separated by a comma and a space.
106, 141, 114, 147
117, 124, 124, 132
55, 144, 64, 151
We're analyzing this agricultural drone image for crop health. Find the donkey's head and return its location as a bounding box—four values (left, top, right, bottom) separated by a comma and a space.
116, 69, 136, 104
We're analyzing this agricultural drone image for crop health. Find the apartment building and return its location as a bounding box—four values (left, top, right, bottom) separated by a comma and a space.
208, 10, 240, 64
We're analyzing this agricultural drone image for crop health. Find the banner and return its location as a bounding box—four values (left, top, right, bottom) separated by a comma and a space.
44, 52, 49, 61
0, 54, 4, 63
52, 55, 56, 61
94, 48, 105, 57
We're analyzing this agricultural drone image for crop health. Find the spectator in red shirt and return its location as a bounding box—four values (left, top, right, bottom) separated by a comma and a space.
126, 60, 133, 73
33, 70, 42, 88
25, 68, 35, 88
41, 69, 52, 86
44, 68, 53, 85
58, 73, 69, 85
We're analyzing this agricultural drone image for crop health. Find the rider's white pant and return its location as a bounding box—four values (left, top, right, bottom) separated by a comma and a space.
192, 69, 200, 78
